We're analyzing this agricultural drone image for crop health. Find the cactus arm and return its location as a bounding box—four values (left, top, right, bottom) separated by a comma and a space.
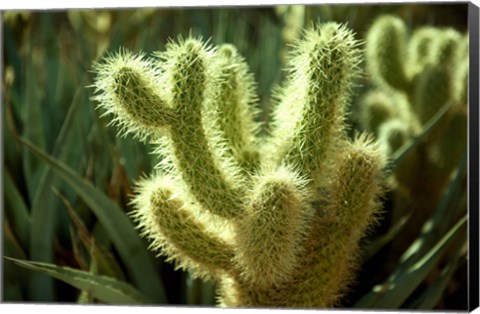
94, 41, 244, 219
412, 65, 452, 124
325, 135, 385, 231
366, 15, 410, 93
407, 27, 440, 76
359, 90, 396, 135
92, 49, 176, 140
154, 38, 246, 219
377, 119, 412, 156
132, 174, 236, 280
205, 44, 262, 177
234, 166, 314, 288
277, 135, 385, 308
430, 29, 462, 66
269, 22, 361, 185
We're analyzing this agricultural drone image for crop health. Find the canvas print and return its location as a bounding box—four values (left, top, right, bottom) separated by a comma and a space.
2, 3, 473, 310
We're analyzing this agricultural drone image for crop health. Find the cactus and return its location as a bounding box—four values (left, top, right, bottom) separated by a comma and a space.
92, 22, 386, 308
361, 15, 468, 252
365, 15, 411, 93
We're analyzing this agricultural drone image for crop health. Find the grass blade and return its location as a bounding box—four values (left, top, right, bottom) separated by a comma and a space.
3, 221, 28, 301
3, 103, 23, 178
55, 190, 126, 281
20, 138, 167, 303
398, 153, 467, 269
355, 156, 468, 309
4, 257, 151, 305
354, 215, 467, 309
362, 213, 411, 261
28, 87, 84, 301
22, 42, 46, 201
390, 102, 452, 171
3, 170, 31, 249
407, 249, 465, 309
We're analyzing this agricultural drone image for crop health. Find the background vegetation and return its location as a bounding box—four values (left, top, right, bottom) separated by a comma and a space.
2, 3, 470, 309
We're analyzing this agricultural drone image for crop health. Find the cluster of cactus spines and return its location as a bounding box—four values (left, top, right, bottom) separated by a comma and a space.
360, 15, 468, 249
269, 23, 362, 187
133, 174, 236, 280
234, 165, 314, 289
204, 44, 261, 175
93, 22, 385, 308
94, 49, 176, 140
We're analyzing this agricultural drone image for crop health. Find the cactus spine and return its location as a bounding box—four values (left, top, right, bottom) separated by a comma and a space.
93, 22, 385, 308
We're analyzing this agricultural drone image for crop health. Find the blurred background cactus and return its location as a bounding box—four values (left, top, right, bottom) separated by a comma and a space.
359, 13, 468, 272
2, 3, 471, 310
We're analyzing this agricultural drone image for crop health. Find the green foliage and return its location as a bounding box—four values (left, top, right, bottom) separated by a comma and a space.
5, 257, 152, 304
20, 138, 166, 302
3, 5, 469, 310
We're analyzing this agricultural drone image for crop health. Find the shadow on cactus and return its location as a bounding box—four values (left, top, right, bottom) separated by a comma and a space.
92, 22, 387, 308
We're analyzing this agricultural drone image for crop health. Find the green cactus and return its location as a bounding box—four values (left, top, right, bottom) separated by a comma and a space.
362, 14, 468, 175
93, 22, 386, 308
365, 15, 410, 93
361, 15, 468, 252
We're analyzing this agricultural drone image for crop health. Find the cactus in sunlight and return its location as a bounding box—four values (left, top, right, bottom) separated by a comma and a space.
92, 22, 386, 308
360, 15, 468, 251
